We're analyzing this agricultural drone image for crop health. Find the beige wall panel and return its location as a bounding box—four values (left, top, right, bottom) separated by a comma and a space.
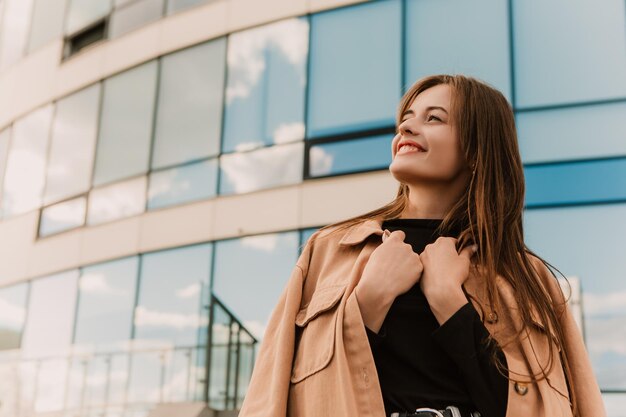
0, 212, 39, 286
161, 0, 229, 54
27, 230, 82, 278
228, 0, 307, 33
307, 0, 370, 14
301, 171, 397, 227
139, 200, 214, 253
213, 187, 300, 237
80, 216, 141, 266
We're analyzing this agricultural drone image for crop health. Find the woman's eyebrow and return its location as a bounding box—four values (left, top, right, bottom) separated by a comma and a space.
402, 106, 449, 118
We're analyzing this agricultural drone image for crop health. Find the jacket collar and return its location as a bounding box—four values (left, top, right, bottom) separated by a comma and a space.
338, 218, 385, 246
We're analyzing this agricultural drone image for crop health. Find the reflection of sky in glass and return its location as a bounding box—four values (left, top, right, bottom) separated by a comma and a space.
74, 257, 138, 349
39, 197, 86, 236
2, 105, 52, 217
405, 0, 511, 103
148, 158, 218, 210
34, 359, 67, 412
513, 0, 626, 108
222, 17, 308, 153
152, 39, 226, 169
309, 133, 392, 177
109, 0, 164, 38
87, 176, 147, 225
300, 228, 319, 254
307, 0, 400, 138
0, 283, 28, 350
135, 244, 212, 347
213, 232, 299, 340
45, 84, 100, 205
525, 203, 626, 389
0, 0, 33, 70
21, 270, 78, 358
94, 61, 157, 187
525, 158, 626, 207
66, 0, 112, 34
219, 142, 303, 195
517, 102, 626, 164
27, 0, 66, 53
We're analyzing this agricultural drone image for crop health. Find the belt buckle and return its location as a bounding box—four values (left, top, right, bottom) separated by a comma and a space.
414, 408, 445, 417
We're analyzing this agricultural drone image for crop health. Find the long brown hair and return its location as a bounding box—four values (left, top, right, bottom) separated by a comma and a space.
311, 74, 578, 415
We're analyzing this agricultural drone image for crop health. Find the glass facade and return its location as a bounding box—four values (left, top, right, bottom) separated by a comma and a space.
0, 0, 624, 414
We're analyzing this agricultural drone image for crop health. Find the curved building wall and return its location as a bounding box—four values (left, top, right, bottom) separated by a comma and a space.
0, 0, 625, 415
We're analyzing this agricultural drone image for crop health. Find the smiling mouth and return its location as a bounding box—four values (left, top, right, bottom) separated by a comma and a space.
397, 144, 427, 155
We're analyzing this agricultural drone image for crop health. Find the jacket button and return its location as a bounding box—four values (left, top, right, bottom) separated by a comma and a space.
514, 382, 528, 395
486, 311, 498, 324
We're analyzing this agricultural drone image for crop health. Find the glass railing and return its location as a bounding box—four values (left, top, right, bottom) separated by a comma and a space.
0, 294, 257, 417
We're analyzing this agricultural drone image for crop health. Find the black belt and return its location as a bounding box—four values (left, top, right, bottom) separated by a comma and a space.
390, 406, 482, 417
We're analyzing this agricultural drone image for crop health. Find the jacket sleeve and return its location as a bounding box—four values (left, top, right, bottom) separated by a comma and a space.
237, 234, 314, 417
532, 257, 606, 417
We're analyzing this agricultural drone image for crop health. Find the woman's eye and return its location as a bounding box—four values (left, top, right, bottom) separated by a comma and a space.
427, 114, 441, 122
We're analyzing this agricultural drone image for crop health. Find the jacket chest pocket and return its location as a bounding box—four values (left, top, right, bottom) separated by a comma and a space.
290, 285, 345, 384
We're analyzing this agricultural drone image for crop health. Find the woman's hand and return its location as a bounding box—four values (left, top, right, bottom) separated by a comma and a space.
419, 236, 478, 324
355, 229, 423, 333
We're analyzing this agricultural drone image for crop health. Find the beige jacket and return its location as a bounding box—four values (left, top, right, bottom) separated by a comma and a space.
238, 218, 605, 417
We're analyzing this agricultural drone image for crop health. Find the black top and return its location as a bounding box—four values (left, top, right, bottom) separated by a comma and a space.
365, 218, 508, 417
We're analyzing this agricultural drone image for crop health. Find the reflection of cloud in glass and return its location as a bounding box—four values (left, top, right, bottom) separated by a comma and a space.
0, 299, 26, 329
273, 122, 305, 145
243, 319, 266, 340
176, 283, 201, 299
587, 316, 626, 355
80, 272, 127, 296
42, 198, 85, 224
134, 306, 208, 329
220, 142, 303, 194
309, 146, 334, 177
34, 359, 67, 412
148, 168, 191, 199
226, 18, 308, 105
2, 105, 52, 216
240, 234, 279, 253
88, 177, 146, 224
584, 291, 626, 316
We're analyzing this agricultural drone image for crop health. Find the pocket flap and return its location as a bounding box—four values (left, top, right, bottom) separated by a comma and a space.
295, 285, 345, 327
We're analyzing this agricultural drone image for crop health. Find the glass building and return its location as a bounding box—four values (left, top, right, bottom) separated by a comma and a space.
0, 0, 624, 415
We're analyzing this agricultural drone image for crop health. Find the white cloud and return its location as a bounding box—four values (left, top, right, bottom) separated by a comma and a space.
134, 306, 208, 330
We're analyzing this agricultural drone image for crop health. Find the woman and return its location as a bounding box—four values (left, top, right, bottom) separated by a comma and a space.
238, 74, 605, 417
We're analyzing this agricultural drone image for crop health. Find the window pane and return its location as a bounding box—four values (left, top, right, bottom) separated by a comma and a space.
166, 0, 207, 14
213, 231, 299, 341
134, 244, 212, 347
0, 0, 34, 70
309, 133, 392, 177
74, 257, 138, 349
222, 18, 308, 153
525, 158, 626, 207
39, 197, 86, 236
27, 0, 66, 53
66, 0, 113, 35
2, 105, 52, 217
513, 0, 626, 108
0, 127, 10, 218
21, 270, 79, 358
517, 102, 626, 164
94, 61, 157, 186
300, 228, 318, 251
219, 142, 303, 195
45, 84, 100, 205
147, 158, 218, 210
604, 393, 626, 416
109, 0, 164, 39
87, 176, 146, 225
405, 0, 511, 102
524, 203, 626, 389
152, 39, 226, 169
307, 0, 401, 138
0, 283, 28, 350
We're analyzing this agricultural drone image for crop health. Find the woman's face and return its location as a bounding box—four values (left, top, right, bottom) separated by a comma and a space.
390, 84, 470, 185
